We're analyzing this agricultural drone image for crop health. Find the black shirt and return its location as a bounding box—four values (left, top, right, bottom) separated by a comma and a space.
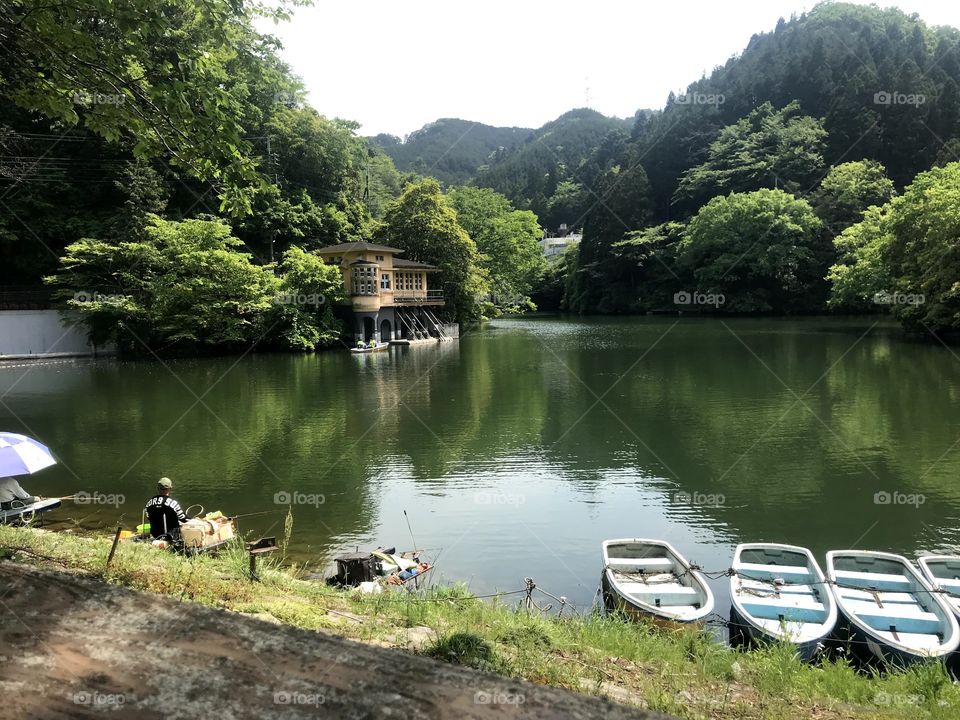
144, 495, 187, 538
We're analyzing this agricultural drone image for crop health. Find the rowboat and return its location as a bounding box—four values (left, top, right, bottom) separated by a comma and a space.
601, 538, 714, 624
917, 555, 960, 619
826, 550, 959, 666
0, 497, 61, 525
350, 343, 388, 354
729, 543, 836, 660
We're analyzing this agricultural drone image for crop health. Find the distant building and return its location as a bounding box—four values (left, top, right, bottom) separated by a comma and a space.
539, 232, 581, 259
316, 241, 452, 345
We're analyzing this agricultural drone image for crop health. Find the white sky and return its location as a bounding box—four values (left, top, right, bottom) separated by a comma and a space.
259, 0, 960, 137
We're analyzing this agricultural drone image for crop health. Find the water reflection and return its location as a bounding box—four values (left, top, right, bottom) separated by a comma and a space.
1, 317, 959, 607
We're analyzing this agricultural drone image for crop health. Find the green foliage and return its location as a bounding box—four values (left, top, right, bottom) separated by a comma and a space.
675, 101, 828, 210
267, 246, 345, 351
0, 0, 309, 214
45, 215, 346, 355
812, 160, 895, 232
567, 146, 654, 313
447, 186, 546, 312
885, 162, 960, 334
376, 179, 487, 323
826, 205, 894, 311
678, 189, 825, 312
371, 119, 531, 186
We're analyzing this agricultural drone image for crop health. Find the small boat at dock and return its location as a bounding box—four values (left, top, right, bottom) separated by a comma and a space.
729, 543, 836, 660
601, 538, 714, 624
826, 550, 959, 666
917, 555, 960, 619
350, 343, 389, 354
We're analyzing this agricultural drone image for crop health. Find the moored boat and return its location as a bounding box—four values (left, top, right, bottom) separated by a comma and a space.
350, 343, 389, 354
729, 543, 836, 660
826, 550, 959, 666
601, 538, 714, 624
917, 555, 960, 620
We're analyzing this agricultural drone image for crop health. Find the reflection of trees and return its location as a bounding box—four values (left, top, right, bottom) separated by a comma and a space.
3, 317, 960, 561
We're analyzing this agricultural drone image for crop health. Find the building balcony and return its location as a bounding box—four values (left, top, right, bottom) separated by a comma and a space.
392, 290, 444, 306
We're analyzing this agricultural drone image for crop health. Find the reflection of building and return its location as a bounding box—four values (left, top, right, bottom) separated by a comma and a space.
539, 233, 581, 259
316, 242, 455, 345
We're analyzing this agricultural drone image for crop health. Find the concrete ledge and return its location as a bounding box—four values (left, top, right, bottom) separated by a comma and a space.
0, 563, 671, 719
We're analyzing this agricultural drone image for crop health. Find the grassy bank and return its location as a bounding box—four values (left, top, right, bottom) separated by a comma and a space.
1, 525, 957, 719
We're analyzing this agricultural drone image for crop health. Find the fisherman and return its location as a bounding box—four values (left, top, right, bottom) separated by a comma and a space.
356, 338, 365, 349
144, 477, 189, 540
0, 476, 39, 510
368, 338, 376, 348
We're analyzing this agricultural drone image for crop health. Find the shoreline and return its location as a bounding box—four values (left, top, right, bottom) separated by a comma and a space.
1, 525, 956, 719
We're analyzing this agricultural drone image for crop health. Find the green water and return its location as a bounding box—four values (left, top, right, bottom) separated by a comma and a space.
2, 315, 959, 608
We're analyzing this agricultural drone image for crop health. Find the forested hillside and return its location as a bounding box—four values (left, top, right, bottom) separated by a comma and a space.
5, 0, 960, 349
370, 119, 532, 186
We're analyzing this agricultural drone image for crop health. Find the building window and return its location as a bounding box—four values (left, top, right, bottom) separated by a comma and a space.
375, 254, 384, 261
352, 267, 377, 295
381, 273, 390, 289
415, 273, 423, 290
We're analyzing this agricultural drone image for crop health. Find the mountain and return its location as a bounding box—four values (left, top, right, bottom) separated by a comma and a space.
474, 108, 635, 224
369, 119, 532, 186
634, 1, 960, 217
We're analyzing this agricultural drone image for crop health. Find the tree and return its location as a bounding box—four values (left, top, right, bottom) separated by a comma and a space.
677, 189, 825, 312
47, 215, 277, 354
567, 147, 654, 313
447, 187, 545, 312
0, 0, 308, 214
674, 102, 827, 211
268, 247, 346, 351
812, 160, 895, 233
826, 205, 894, 311
885, 162, 960, 335
375, 179, 487, 322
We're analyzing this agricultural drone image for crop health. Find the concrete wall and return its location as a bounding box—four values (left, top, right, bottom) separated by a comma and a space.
0, 310, 109, 359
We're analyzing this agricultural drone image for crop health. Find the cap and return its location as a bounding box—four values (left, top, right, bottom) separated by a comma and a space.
157, 477, 173, 490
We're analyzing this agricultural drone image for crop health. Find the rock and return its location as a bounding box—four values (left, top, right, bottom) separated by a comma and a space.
405, 626, 437, 652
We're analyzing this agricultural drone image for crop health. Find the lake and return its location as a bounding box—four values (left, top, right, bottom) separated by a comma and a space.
2, 315, 959, 613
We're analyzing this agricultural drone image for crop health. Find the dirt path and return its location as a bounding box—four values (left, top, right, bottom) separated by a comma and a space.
0, 562, 671, 719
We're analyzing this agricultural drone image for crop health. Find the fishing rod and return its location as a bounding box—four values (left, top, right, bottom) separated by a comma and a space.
404, 509, 418, 553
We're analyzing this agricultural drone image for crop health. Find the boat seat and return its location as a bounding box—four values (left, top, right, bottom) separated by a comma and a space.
607, 557, 675, 571
657, 605, 700, 618
833, 569, 913, 591
620, 583, 699, 606
736, 562, 811, 582
740, 595, 827, 622
837, 588, 918, 605
843, 599, 942, 634
935, 577, 960, 591
739, 579, 819, 596
872, 630, 946, 650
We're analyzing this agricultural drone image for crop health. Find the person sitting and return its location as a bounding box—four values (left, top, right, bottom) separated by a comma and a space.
0, 476, 39, 510
144, 477, 189, 541
368, 338, 376, 348
356, 338, 365, 349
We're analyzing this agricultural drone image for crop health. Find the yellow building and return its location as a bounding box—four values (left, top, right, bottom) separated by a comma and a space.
316, 241, 451, 345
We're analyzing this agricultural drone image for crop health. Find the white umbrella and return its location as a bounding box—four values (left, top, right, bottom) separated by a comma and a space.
0, 433, 57, 476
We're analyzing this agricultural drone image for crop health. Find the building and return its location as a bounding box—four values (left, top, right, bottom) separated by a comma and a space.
539, 232, 581, 259
316, 241, 452, 345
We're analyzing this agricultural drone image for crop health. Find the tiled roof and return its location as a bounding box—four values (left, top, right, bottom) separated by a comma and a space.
393, 258, 438, 270
315, 241, 404, 254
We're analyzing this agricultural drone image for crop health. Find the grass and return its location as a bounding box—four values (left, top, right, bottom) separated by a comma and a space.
2, 524, 958, 719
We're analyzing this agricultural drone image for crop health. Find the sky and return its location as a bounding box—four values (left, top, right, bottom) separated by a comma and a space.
258, 0, 960, 137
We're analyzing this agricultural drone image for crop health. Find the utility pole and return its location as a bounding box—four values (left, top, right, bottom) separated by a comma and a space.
267, 135, 277, 264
